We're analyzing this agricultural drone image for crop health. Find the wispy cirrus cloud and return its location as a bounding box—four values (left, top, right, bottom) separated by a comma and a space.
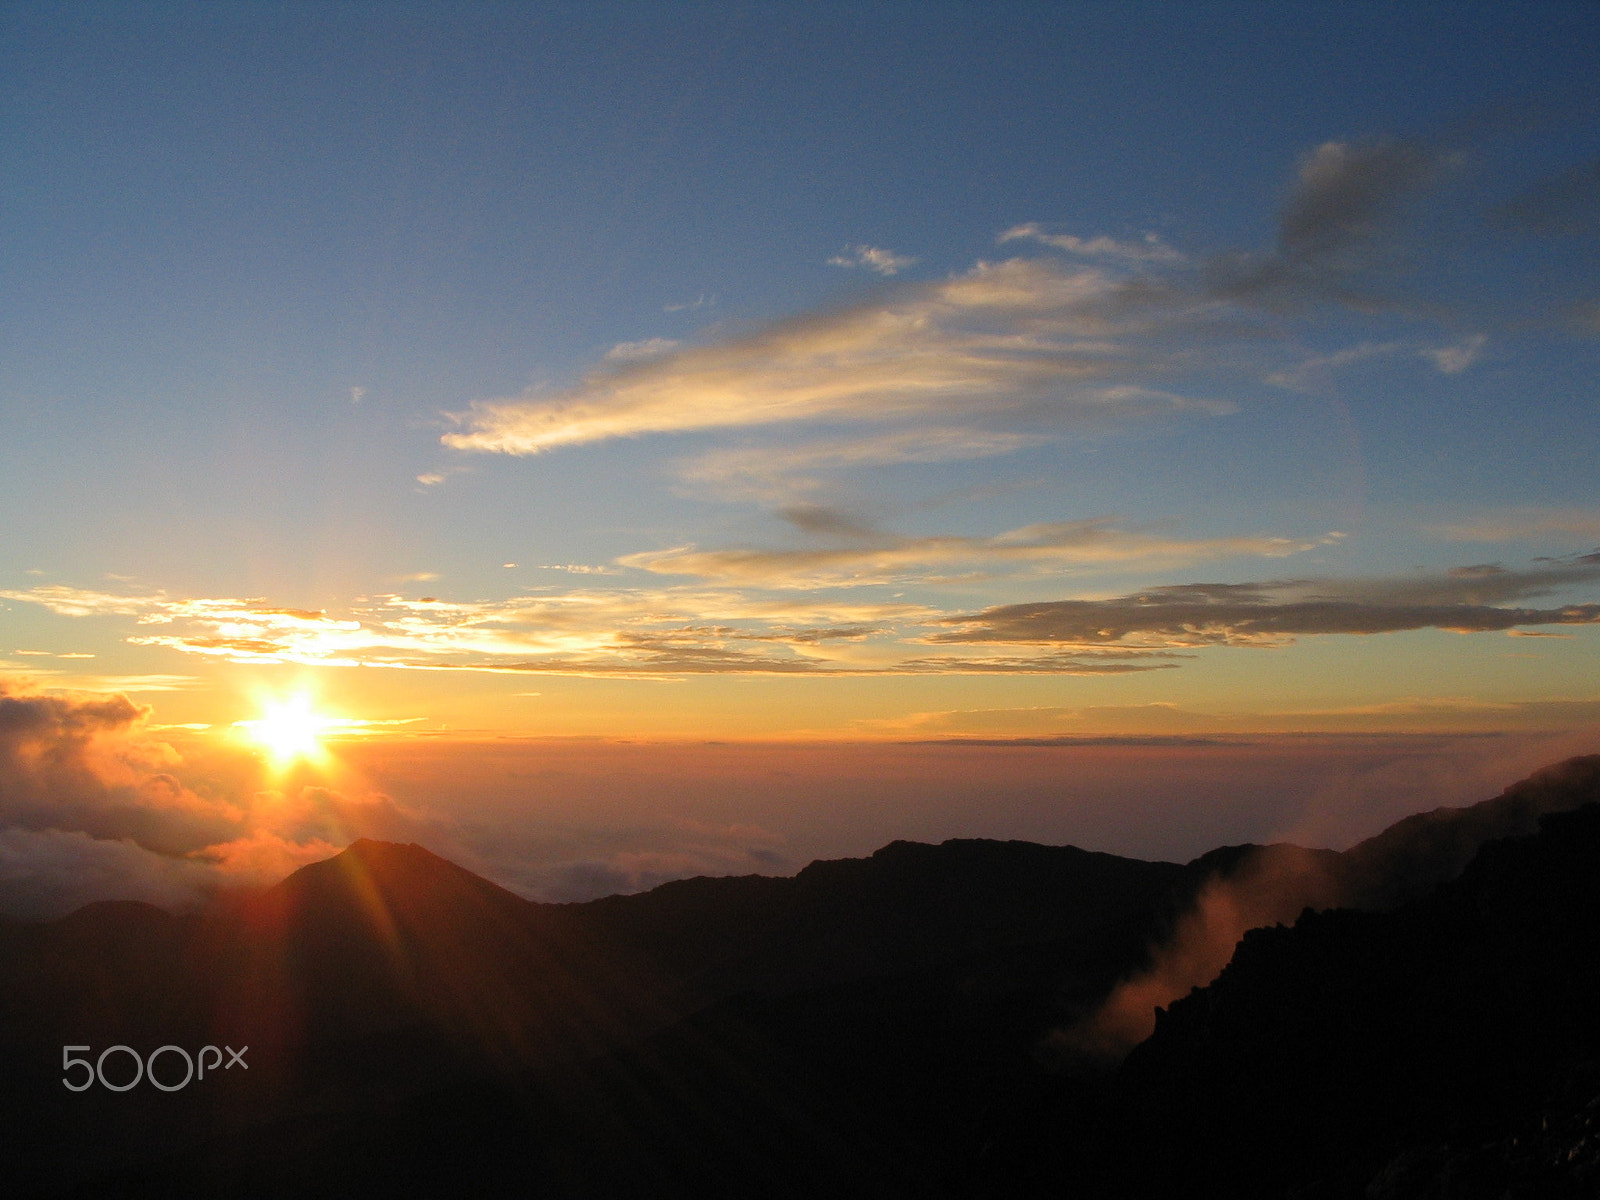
1264, 334, 1486, 390
441, 138, 1503, 467
998, 223, 1185, 264
605, 337, 682, 361
1428, 508, 1600, 543
874, 696, 1600, 741
620, 520, 1338, 587
827, 244, 918, 274
677, 426, 1048, 505
441, 256, 1251, 456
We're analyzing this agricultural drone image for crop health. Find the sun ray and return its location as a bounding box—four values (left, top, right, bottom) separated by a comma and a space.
235, 693, 334, 769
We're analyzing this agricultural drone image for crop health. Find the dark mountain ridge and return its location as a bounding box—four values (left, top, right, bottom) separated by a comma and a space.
1, 754, 1596, 1196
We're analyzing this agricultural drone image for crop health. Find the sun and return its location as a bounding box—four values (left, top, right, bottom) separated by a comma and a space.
236, 693, 333, 767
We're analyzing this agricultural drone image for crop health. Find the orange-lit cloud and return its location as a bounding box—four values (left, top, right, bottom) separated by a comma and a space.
0, 679, 454, 916
8, 550, 1600, 678
440, 257, 1247, 456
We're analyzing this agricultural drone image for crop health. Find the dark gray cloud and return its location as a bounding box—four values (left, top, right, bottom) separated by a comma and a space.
1207, 139, 1451, 308
934, 555, 1600, 647
1491, 157, 1600, 237
0, 687, 145, 741
1278, 140, 1443, 261
778, 504, 882, 540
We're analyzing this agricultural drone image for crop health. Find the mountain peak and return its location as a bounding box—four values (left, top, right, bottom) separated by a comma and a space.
264, 837, 532, 919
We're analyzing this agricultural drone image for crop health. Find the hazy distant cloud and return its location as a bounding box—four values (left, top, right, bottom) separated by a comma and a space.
827, 244, 918, 274
0, 827, 213, 919
620, 520, 1337, 587
662, 294, 715, 312
868, 695, 1600, 741
861, 701, 1220, 739
934, 553, 1600, 648
1429, 507, 1600, 543
1422, 333, 1487, 374
605, 337, 681, 361
513, 819, 790, 903
999, 223, 1185, 264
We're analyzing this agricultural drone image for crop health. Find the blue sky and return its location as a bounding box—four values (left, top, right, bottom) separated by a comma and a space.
1, 1, 1597, 746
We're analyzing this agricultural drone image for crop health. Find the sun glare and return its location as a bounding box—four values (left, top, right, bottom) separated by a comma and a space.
236, 694, 332, 767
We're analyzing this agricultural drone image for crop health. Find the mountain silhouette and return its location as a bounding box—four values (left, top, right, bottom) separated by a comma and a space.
2, 755, 1595, 1196
980, 785, 1600, 1197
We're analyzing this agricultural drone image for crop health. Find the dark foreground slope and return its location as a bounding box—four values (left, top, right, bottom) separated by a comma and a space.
979, 794, 1600, 1197
2, 756, 1597, 1197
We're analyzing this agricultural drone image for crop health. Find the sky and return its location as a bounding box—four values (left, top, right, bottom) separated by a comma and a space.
1, 2, 1598, 911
